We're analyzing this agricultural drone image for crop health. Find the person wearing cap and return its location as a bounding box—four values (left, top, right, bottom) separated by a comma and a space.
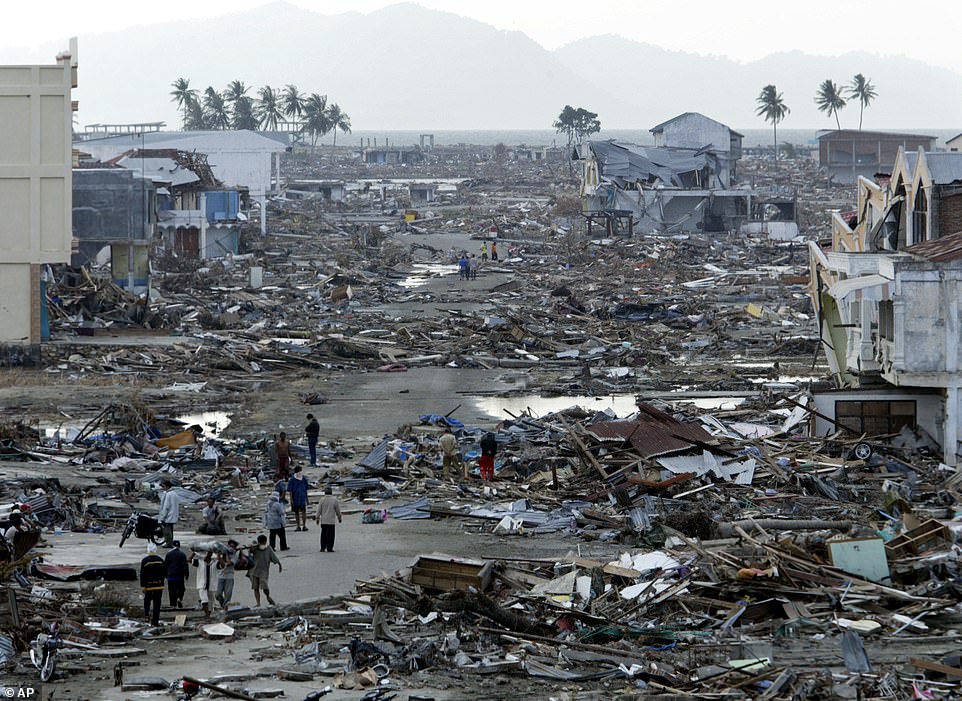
305, 414, 320, 467
164, 540, 189, 608
140, 543, 166, 626
216, 539, 241, 610
314, 486, 342, 553
157, 480, 180, 547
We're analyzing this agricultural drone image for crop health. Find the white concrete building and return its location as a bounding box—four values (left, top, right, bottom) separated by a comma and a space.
75, 130, 288, 234
0, 40, 77, 351
650, 112, 743, 188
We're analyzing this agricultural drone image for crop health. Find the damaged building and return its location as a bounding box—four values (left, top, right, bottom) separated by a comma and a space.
810, 146, 962, 464
816, 129, 936, 185
576, 113, 751, 235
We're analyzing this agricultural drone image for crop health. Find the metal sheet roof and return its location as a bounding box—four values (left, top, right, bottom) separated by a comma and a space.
584, 403, 714, 459
585, 140, 712, 187
905, 230, 962, 262
924, 152, 962, 185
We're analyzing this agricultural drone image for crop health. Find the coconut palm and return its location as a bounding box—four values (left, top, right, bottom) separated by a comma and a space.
255, 86, 283, 131
203, 87, 231, 130
282, 84, 305, 123
185, 99, 208, 131
302, 93, 330, 149
170, 78, 197, 129
815, 79, 847, 130
233, 96, 259, 131
849, 74, 877, 131
326, 103, 351, 152
223, 80, 249, 105
755, 84, 790, 163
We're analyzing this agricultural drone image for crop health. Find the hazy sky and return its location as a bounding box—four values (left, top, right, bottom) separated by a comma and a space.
5, 0, 961, 74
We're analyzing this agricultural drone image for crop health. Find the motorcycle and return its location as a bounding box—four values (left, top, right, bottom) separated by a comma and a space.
119, 512, 164, 548
30, 621, 61, 682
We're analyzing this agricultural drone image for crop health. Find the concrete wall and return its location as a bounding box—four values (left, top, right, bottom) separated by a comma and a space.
653, 114, 731, 153
73, 169, 151, 266
813, 389, 943, 445
937, 190, 962, 237
0, 42, 75, 346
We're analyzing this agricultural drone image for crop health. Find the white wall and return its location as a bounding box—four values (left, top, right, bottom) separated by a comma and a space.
0, 264, 33, 343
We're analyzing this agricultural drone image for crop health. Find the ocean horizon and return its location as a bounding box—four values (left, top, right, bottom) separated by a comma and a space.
307, 128, 959, 149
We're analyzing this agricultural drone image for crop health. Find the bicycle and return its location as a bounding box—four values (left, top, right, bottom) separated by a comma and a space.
118, 512, 164, 548
29, 621, 61, 682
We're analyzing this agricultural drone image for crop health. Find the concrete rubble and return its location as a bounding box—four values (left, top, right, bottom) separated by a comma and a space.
3, 148, 962, 699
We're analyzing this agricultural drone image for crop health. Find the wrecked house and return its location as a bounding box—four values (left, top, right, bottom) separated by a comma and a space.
285, 179, 347, 202
576, 139, 751, 234
816, 129, 936, 185
362, 146, 425, 165
649, 112, 743, 187
72, 168, 156, 291
810, 147, 962, 464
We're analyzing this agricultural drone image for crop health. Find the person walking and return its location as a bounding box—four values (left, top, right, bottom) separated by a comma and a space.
458, 254, 469, 280
158, 480, 180, 547
140, 543, 166, 626
468, 254, 479, 280
215, 539, 240, 610
264, 492, 289, 551
480, 431, 497, 481
274, 432, 292, 481
490, 241, 498, 261
438, 427, 460, 479
248, 534, 281, 607
480, 242, 488, 262
287, 465, 310, 531
314, 486, 342, 553
197, 497, 225, 535
164, 540, 189, 608
305, 414, 320, 467
190, 549, 217, 618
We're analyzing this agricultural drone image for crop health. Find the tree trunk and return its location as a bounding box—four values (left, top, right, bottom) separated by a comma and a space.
773, 123, 778, 164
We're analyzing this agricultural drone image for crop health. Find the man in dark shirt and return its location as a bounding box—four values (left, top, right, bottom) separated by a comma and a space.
305, 414, 320, 467
140, 543, 166, 626
164, 540, 189, 608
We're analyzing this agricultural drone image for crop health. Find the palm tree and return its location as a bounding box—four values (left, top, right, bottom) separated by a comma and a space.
282, 84, 305, 124
233, 96, 259, 131
815, 79, 847, 130
185, 99, 207, 130
255, 86, 283, 131
170, 78, 197, 129
302, 93, 330, 149
325, 103, 351, 152
203, 87, 231, 130
849, 74, 877, 131
755, 84, 790, 163
223, 80, 248, 105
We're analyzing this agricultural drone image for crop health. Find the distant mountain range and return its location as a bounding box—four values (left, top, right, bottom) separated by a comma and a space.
6, 1, 961, 131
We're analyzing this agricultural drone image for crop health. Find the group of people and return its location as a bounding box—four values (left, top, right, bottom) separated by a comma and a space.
438, 427, 498, 481
456, 240, 500, 280
266, 474, 342, 553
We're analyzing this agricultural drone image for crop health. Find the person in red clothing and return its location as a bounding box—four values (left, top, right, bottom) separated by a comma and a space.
479, 431, 497, 481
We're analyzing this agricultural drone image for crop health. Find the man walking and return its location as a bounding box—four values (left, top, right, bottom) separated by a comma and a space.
274, 432, 292, 481
438, 427, 459, 479
248, 534, 281, 607
468, 254, 479, 280
264, 492, 289, 551
158, 480, 180, 547
480, 431, 497, 481
140, 543, 165, 626
314, 486, 342, 553
288, 465, 310, 531
305, 414, 320, 467
215, 539, 241, 610
164, 540, 189, 608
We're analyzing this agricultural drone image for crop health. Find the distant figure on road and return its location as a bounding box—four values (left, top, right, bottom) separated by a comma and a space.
469, 254, 479, 280
140, 542, 165, 626
490, 241, 498, 261
480, 431, 497, 481
438, 427, 459, 479
274, 432, 292, 481
158, 480, 180, 547
288, 465, 310, 532
480, 242, 488, 261
264, 492, 289, 551
248, 534, 281, 607
458, 254, 469, 280
197, 497, 225, 535
305, 414, 320, 466
314, 486, 342, 553
164, 540, 189, 608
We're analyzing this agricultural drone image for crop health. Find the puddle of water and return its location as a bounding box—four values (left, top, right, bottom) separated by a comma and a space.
476, 394, 638, 419
176, 411, 232, 435
399, 263, 459, 288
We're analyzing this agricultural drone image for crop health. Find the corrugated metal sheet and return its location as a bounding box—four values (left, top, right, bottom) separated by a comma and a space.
356, 438, 389, 471
905, 230, 962, 262
924, 152, 962, 185
584, 140, 712, 187
584, 403, 714, 458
